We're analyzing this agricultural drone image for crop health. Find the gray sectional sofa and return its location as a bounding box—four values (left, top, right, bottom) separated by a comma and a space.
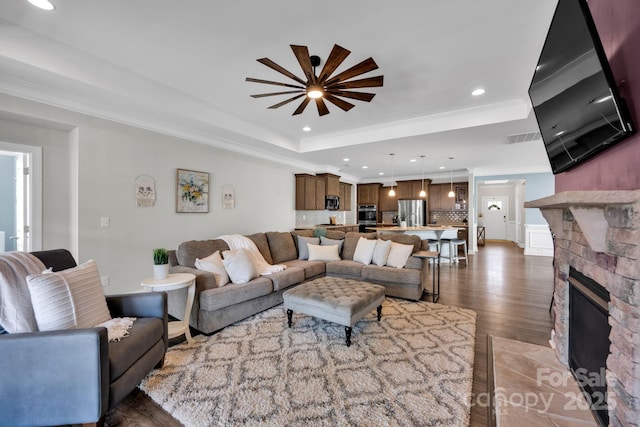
168, 230, 429, 334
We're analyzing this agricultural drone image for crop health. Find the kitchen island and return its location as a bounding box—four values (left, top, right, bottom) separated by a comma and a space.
366, 225, 460, 260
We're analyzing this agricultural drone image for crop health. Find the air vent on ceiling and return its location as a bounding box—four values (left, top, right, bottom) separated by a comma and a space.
506, 132, 541, 144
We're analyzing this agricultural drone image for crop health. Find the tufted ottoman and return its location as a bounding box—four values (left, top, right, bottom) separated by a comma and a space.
283, 277, 386, 346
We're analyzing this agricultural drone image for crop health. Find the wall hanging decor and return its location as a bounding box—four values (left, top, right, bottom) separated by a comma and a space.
135, 174, 156, 207
222, 184, 235, 209
176, 169, 209, 213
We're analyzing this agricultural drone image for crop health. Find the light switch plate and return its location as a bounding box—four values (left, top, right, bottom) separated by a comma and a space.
100, 217, 110, 227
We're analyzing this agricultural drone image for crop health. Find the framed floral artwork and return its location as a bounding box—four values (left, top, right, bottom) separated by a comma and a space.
176, 169, 209, 213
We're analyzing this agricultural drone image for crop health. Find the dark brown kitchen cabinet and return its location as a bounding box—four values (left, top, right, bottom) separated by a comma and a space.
295, 174, 324, 210
339, 182, 352, 211
318, 173, 340, 197
357, 183, 381, 205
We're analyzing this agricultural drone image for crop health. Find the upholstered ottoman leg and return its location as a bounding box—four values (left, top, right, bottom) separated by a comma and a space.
377, 305, 382, 321
345, 326, 352, 347
287, 309, 293, 327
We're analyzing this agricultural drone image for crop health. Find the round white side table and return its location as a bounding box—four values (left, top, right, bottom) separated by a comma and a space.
141, 273, 196, 344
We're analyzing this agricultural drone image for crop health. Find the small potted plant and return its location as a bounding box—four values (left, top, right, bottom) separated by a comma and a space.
399, 213, 407, 228
153, 248, 169, 280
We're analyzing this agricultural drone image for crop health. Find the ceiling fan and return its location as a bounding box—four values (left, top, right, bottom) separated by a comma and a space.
246, 44, 384, 116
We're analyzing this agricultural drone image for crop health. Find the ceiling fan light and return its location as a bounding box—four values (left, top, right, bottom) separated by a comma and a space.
306, 86, 324, 99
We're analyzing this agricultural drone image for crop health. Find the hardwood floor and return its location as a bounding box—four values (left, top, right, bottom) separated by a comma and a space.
104, 241, 554, 427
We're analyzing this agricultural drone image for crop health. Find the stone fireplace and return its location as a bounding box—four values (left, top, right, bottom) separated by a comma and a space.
526, 191, 640, 427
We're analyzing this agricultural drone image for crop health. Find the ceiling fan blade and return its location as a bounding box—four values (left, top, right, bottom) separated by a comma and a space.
257, 58, 307, 85
292, 97, 311, 115
250, 90, 305, 98
315, 98, 330, 116
290, 45, 315, 84
268, 94, 306, 109
328, 76, 384, 89
324, 93, 355, 112
317, 44, 350, 83
325, 58, 379, 86
245, 77, 305, 89
325, 90, 376, 102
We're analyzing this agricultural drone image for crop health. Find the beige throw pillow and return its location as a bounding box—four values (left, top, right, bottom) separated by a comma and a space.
195, 250, 230, 287
26, 260, 112, 331
307, 244, 341, 262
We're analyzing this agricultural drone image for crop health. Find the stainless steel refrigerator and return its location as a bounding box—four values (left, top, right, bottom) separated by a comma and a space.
397, 199, 427, 227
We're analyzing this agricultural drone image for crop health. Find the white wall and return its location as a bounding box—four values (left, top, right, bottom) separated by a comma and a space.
0, 94, 297, 294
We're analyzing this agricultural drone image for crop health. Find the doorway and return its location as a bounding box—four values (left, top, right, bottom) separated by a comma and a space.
482, 196, 509, 240
0, 142, 42, 252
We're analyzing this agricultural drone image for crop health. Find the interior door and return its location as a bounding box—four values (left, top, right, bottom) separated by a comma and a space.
482, 196, 508, 240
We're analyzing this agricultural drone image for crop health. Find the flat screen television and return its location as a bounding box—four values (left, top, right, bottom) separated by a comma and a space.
528, 0, 635, 174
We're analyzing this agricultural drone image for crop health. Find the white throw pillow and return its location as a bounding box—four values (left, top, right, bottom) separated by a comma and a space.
26, 260, 112, 331
297, 235, 320, 260
386, 242, 415, 269
222, 249, 259, 284
353, 237, 377, 265
195, 250, 230, 287
372, 239, 393, 266
307, 244, 341, 262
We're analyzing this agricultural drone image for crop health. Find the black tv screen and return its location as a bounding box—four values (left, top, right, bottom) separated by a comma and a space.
528, 0, 635, 174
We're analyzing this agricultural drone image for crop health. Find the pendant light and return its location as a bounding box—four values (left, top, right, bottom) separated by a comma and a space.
447, 156, 455, 198
388, 153, 396, 197
419, 155, 426, 198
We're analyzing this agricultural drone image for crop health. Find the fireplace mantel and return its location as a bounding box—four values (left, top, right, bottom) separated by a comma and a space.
525, 190, 640, 253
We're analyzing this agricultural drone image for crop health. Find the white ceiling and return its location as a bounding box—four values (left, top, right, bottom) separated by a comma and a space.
0, 0, 559, 183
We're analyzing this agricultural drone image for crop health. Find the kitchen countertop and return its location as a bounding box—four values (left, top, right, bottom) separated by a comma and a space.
294, 224, 358, 230
365, 225, 458, 232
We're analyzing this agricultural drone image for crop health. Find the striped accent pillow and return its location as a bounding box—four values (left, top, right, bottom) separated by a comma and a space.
26, 260, 111, 331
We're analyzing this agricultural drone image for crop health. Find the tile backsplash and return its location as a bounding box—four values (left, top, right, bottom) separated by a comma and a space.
430, 211, 468, 224
295, 210, 355, 227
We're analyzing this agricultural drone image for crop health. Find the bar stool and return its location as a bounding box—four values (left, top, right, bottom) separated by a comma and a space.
447, 238, 467, 264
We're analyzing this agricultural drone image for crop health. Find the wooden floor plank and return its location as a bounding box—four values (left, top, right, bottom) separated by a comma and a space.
104, 241, 554, 427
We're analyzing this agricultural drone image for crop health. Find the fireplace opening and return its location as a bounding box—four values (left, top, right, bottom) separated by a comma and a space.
568, 267, 611, 426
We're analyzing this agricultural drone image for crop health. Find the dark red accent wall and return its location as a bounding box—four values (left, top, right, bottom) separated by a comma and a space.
555, 0, 640, 191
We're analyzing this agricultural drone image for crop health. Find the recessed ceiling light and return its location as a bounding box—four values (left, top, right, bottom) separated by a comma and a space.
439, 166, 446, 170
410, 159, 417, 163
379, 172, 384, 175
343, 158, 350, 162
302, 126, 311, 132
472, 88, 485, 96
362, 166, 368, 169
28, 0, 55, 10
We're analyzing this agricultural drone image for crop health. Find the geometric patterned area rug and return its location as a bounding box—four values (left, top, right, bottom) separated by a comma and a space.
140, 298, 477, 427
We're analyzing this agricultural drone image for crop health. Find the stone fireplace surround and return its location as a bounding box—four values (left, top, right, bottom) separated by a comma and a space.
525, 191, 640, 427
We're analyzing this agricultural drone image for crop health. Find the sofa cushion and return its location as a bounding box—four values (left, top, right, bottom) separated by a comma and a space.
267, 267, 305, 291
108, 317, 164, 381
341, 232, 377, 260
177, 239, 229, 268
378, 233, 421, 253
325, 260, 364, 278
266, 232, 297, 264
283, 259, 325, 279
362, 264, 421, 286
246, 233, 273, 265
199, 277, 273, 312
296, 236, 319, 260
26, 260, 112, 331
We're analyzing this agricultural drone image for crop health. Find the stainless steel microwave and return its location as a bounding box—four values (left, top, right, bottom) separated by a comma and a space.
325, 195, 340, 210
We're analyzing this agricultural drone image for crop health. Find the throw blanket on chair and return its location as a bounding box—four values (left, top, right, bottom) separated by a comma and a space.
218, 234, 286, 275
0, 252, 46, 333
